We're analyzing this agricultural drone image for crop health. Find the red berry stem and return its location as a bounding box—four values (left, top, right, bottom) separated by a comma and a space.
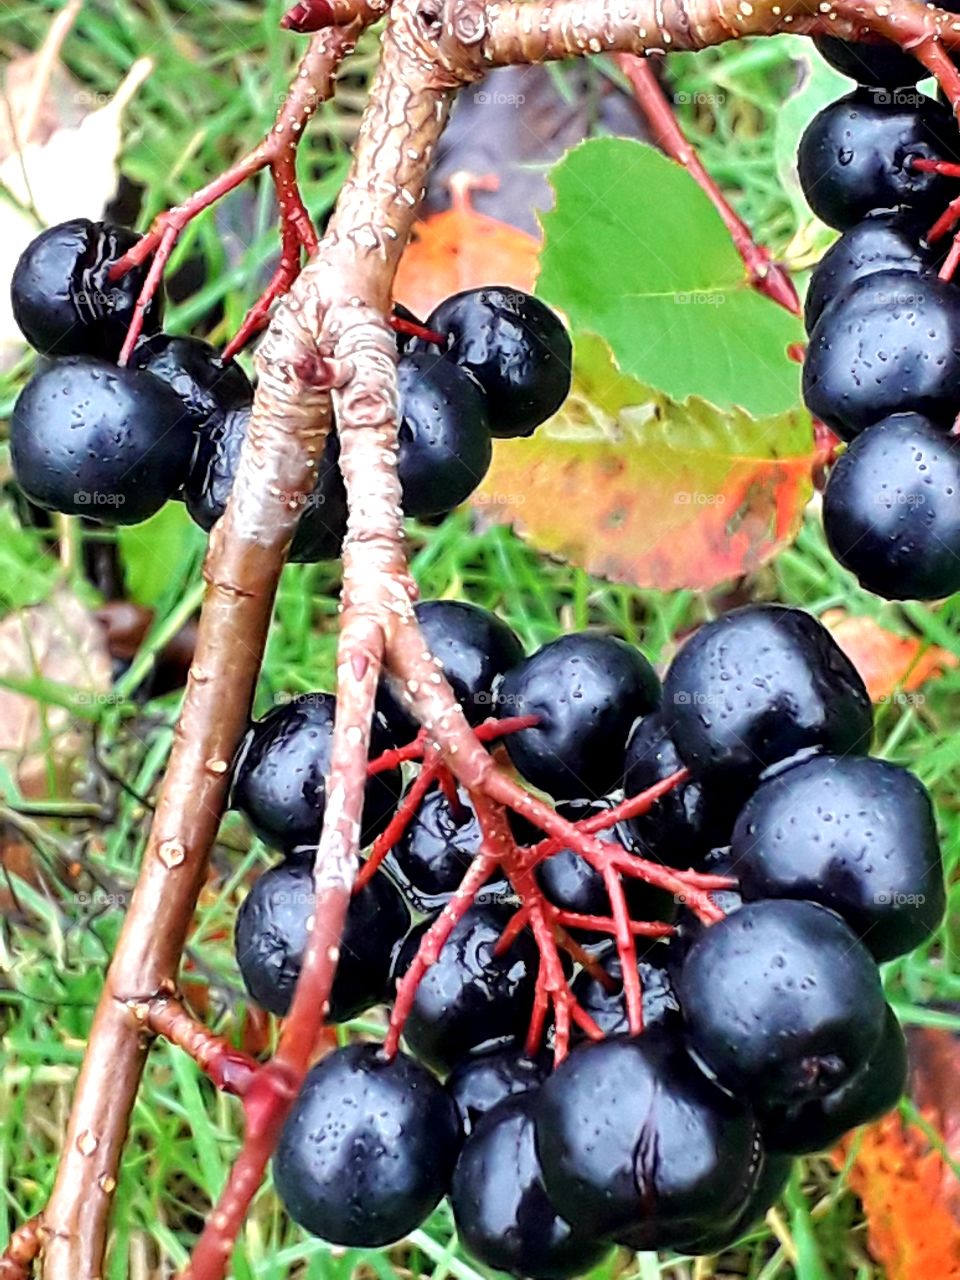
133, 996, 260, 1098
366, 715, 540, 775
940, 232, 960, 282
552, 910, 676, 939
384, 847, 500, 1059
354, 758, 440, 891
388, 315, 446, 345
911, 157, 960, 178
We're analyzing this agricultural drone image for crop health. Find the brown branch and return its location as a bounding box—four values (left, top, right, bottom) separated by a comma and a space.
616, 54, 800, 314
38, 29, 358, 1278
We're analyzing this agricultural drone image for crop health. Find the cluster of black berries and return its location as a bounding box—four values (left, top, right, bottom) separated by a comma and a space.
798, 50, 960, 600
228, 600, 944, 1270
9, 219, 571, 540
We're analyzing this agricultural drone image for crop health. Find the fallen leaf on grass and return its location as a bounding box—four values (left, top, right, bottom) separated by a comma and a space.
834, 1026, 960, 1280
393, 174, 539, 318
0, 588, 112, 798
822, 609, 958, 704
474, 334, 816, 591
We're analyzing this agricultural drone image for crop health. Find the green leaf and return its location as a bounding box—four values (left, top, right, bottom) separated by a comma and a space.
538, 137, 803, 417
116, 501, 206, 607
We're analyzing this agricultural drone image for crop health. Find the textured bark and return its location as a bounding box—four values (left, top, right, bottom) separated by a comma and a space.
27, 1, 960, 1277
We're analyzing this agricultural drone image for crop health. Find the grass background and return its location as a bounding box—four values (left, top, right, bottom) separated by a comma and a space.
0, 2, 958, 1277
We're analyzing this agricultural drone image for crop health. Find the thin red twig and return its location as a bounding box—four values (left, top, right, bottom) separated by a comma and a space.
134, 996, 260, 1097
616, 54, 800, 315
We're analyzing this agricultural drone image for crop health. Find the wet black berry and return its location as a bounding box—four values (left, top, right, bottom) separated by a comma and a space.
11, 218, 163, 359
535, 800, 674, 937
131, 333, 252, 429
447, 1047, 546, 1137
230, 693, 402, 853
732, 753, 945, 960
803, 271, 960, 439
274, 1043, 461, 1246
185, 405, 347, 561
804, 212, 939, 333
396, 353, 492, 518
392, 903, 539, 1072
672, 1152, 792, 1255
822, 413, 960, 600
424, 287, 572, 437
416, 599, 524, 724
11, 355, 193, 524
762, 1004, 907, 1155
679, 899, 886, 1110
814, 35, 923, 90
664, 604, 872, 791
622, 713, 738, 867
797, 88, 960, 230
570, 941, 680, 1040
452, 1095, 610, 1280
535, 1032, 760, 1245
388, 783, 511, 913
234, 860, 409, 1021
498, 632, 661, 799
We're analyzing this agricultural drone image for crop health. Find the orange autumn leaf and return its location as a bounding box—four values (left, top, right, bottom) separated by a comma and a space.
393, 175, 539, 318
822, 609, 958, 703
474, 334, 816, 592
833, 1028, 960, 1280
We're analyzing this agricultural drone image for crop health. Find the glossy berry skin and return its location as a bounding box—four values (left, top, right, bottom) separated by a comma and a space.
797, 89, 960, 230
11, 356, 193, 524
763, 1005, 907, 1155
231, 693, 402, 853
447, 1047, 546, 1137
185, 404, 347, 561
803, 213, 937, 333
732, 754, 945, 961
452, 1096, 610, 1280
424, 287, 572, 438
823, 414, 960, 600
664, 604, 872, 791
570, 941, 680, 1040
679, 900, 886, 1110
11, 219, 163, 359
813, 35, 923, 90
388, 783, 512, 913
669, 847, 743, 968
416, 599, 524, 725
392, 904, 539, 1073
498, 633, 661, 800
536, 800, 675, 936
131, 333, 252, 429
803, 271, 960, 439
234, 861, 409, 1021
396, 353, 492, 518
622, 714, 738, 867
274, 1043, 461, 1247
673, 1152, 791, 1256
535, 1032, 760, 1245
